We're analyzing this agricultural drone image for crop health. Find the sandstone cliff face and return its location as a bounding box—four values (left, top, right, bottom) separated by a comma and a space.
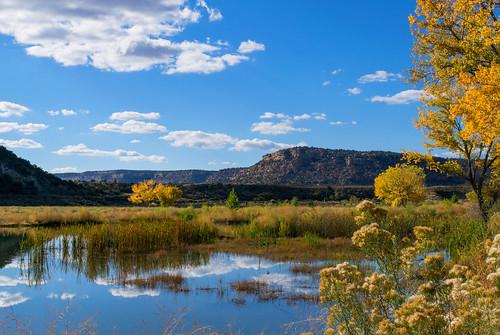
56, 146, 466, 186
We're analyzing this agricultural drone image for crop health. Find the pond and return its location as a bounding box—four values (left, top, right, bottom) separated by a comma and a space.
0, 233, 334, 334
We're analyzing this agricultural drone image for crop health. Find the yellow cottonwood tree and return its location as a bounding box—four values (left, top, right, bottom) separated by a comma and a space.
408, 0, 499, 220
128, 180, 157, 205
154, 184, 183, 207
374, 165, 426, 207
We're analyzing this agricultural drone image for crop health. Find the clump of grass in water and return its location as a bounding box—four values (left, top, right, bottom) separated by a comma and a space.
123, 273, 187, 292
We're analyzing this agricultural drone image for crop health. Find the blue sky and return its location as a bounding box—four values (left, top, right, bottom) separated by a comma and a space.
0, 0, 429, 173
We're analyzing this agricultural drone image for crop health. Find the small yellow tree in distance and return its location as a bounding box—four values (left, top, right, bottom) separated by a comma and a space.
374, 165, 426, 207
154, 184, 183, 207
128, 180, 157, 205
129, 180, 183, 207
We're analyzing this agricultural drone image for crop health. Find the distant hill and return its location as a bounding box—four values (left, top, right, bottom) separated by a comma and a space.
57, 147, 466, 186
0, 146, 125, 205
0, 146, 81, 195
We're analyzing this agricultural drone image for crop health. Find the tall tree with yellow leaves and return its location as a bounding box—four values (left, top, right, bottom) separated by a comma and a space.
408, 0, 499, 220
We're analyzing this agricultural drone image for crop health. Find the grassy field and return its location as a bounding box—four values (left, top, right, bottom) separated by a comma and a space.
1, 202, 492, 260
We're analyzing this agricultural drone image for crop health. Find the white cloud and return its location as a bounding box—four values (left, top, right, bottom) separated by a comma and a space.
197, 0, 223, 21
238, 40, 266, 54
260, 112, 289, 120
331, 68, 342, 75
92, 120, 166, 134
259, 112, 326, 122
347, 87, 362, 95
312, 113, 327, 121
0, 291, 29, 308
370, 89, 423, 105
293, 113, 312, 121
0, 138, 43, 149
0, 1, 259, 75
251, 120, 309, 135
208, 161, 238, 166
358, 70, 403, 84
54, 144, 165, 163
110, 111, 160, 121
160, 130, 236, 149
165, 51, 248, 75
130, 139, 141, 144
322, 80, 331, 86
48, 109, 77, 116
109, 287, 160, 298
0, 122, 48, 134
51, 167, 78, 173
330, 121, 357, 126
231, 138, 305, 152
0, 101, 30, 118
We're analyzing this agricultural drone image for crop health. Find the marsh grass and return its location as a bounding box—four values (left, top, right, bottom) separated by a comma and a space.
123, 273, 187, 292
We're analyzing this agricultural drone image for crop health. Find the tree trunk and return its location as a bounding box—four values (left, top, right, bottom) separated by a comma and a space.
474, 187, 489, 223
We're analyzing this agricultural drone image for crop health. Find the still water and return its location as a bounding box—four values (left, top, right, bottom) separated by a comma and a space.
0, 233, 327, 334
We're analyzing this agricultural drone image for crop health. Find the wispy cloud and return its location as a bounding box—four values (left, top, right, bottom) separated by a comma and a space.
0, 101, 30, 118
358, 70, 403, 84
346, 87, 362, 95
322, 80, 331, 86
0, 122, 47, 134
370, 89, 423, 104
54, 144, 165, 163
51, 167, 78, 173
330, 121, 357, 126
0, 138, 43, 149
48, 109, 77, 117
331, 68, 342, 75
231, 138, 306, 152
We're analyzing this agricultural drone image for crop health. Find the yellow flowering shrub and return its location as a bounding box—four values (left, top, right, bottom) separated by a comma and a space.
320, 204, 500, 335
374, 165, 426, 207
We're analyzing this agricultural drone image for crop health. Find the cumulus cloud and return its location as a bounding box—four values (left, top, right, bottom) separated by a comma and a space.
250, 120, 309, 135
160, 130, 236, 149
0, 291, 29, 308
109, 287, 160, 298
54, 144, 165, 163
331, 69, 342, 75
0, 1, 259, 75
0, 101, 30, 118
0, 138, 43, 149
110, 111, 160, 121
370, 89, 423, 105
0, 122, 48, 134
208, 161, 238, 166
347, 87, 362, 95
358, 70, 403, 84
92, 120, 166, 134
322, 80, 332, 86
238, 40, 266, 54
231, 138, 306, 152
130, 139, 141, 144
51, 167, 78, 173
48, 109, 77, 116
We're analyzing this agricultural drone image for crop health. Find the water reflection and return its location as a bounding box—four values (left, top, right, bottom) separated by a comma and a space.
0, 230, 326, 334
